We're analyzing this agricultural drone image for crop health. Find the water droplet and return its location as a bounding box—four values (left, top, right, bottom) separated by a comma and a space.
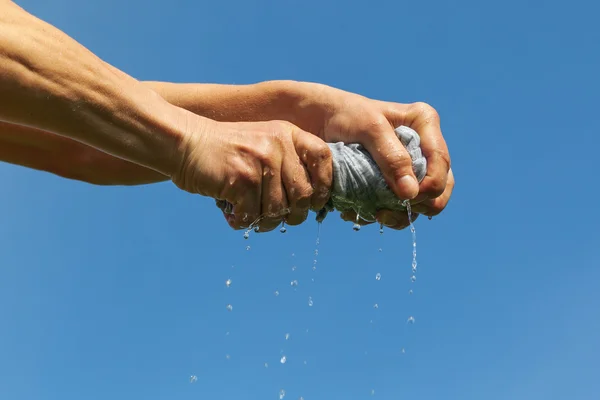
264, 362, 269, 368
409, 289, 413, 295
428, 215, 433, 220
407, 316, 415, 324
280, 222, 287, 233
190, 375, 198, 383
291, 266, 297, 271
375, 273, 381, 281
225, 331, 230, 336
352, 223, 361, 231
401, 348, 406, 354
308, 296, 313, 307
411, 275, 416, 282
243, 231, 250, 239
371, 389, 375, 396
291, 253, 295, 257
312, 265, 316, 271
226, 304, 233, 312
285, 333, 290, 340
225, 354, 231, 360
303, 360, 307, 365
299, 396, 304, 400
373, 303, 379, 309
290, 280, 298, 287
274, 290, 280, 296
279, 389, 286, 399
225, 278, 232, 288
378, 248, 382, 252
254, 225, 260, 233
280, 355, 287, 364
379, 224, 384, 234
246, 245, 251, 251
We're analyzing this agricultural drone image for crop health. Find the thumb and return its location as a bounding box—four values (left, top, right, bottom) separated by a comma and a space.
361, 124, 419, 200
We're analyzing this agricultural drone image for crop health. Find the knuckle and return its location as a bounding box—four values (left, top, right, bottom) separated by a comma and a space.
411, 102, 440, 125
424, 177, 447, 198
364, 114, 391, 136
315, 143, 332, 163
237, 168, 261, 188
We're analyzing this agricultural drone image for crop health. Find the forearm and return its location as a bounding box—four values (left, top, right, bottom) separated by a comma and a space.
142, 80, 326, 133
0, 121, 168, 185
0, 1, 196, 177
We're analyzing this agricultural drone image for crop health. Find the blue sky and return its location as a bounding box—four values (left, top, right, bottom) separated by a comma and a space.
1, 0, 599, 399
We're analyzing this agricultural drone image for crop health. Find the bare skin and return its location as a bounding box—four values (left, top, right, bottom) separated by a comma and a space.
0, 1, 454, 231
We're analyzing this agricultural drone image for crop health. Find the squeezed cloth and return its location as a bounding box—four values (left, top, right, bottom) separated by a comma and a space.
216, 125, 427, 223
315, 125, 427, 222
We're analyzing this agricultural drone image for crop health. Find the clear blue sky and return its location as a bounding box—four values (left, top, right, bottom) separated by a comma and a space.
2, 0, 599, 399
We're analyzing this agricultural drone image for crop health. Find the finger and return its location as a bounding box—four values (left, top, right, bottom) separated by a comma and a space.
376, 209, 410, 228
359, 117, 419, 200
255, 162, 288, 233
230, 190, 261, 230
412, 168, 454, 216
340, 211, 374, 226
282, 136, 313, 226
294, 133, 333, 211
226, 165, 262, 230
376, 210, 419, 230
384, 102, 451, 200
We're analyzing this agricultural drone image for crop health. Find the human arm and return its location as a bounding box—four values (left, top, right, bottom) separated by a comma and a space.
0, 1, 332, 231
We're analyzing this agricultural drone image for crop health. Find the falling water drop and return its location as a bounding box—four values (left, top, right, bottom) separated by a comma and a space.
190, 375, 198, 383
375, 273, 381, 281
279, 389, 286, 399
291, 266, 297, 272
378, 248, 382, 252
373, 303, 379, 309
280, 221, 287, 233
409, 289, 413, 295
308, 296, 314, 307
226, 304, 233, 312
371, 389, 375, 396
246, 246, 251, 251
280, 355, 287, 364
243, 231, 250, 239
264, 362, 269, 368
379, 223, 384, 234
352, 213, 362, 231
290, 280, 298, 287
411, 275, 416, 282
407, 316, 415, 324
401, 348, 406, 354
274, 290, 280, 296
285, 333, 290, 340
225, 354, 231, 360
254, 225, 260, 233
225, 278, 232, 288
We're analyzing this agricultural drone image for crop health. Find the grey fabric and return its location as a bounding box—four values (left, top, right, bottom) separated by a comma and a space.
315, 125, 427, 222
215, 125, 427, 224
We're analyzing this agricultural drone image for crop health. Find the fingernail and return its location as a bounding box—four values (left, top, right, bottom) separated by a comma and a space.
398, 175, 419, 199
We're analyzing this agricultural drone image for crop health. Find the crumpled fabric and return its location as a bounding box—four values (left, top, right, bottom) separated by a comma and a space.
315, 125, 427, 222
215, 125, 427, 224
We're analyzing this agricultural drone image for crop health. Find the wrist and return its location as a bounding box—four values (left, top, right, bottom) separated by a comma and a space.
258, 80, 329, 136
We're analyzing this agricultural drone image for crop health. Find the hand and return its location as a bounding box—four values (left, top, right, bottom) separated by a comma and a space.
283, 82, 454, 229
172, 118, 333, 232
